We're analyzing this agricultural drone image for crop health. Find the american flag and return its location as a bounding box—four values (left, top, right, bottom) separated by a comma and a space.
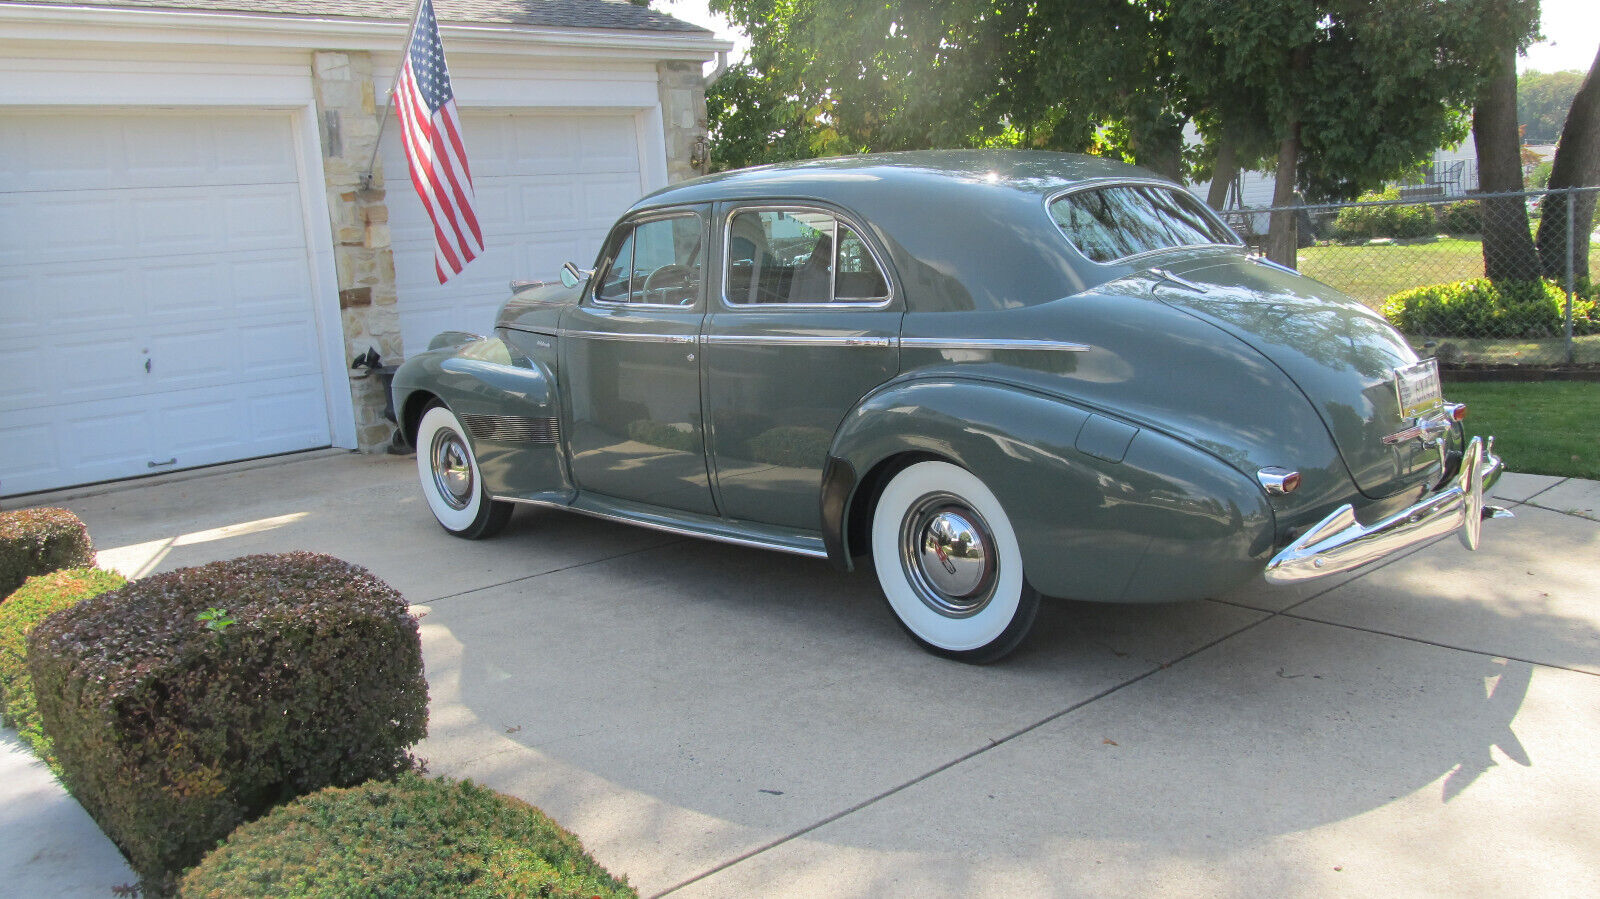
394, 0, 483, 283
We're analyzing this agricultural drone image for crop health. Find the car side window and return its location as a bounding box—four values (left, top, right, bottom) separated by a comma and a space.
593, 213, 704, 306
724, 208, 890, 305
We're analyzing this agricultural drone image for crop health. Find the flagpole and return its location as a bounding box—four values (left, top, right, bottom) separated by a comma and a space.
361, 0, 430, 190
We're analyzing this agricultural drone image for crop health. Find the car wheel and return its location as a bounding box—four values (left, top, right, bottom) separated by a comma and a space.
416, 402, 513, 539
870, 460, 1040, 663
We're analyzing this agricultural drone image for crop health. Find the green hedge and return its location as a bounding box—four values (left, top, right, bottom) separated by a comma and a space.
1382, 278, 1600, 338
0, 567, 125, 770
27, 552, 428, 896
1329, 187, 1438, 240
180, 773, 636, 899
0, 508, 93, 598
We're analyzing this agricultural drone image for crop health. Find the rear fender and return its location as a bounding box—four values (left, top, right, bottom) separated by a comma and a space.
827, 377, 1274, 602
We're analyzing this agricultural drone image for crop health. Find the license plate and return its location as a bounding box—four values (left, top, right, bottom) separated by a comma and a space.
1395, 358, 1443, 418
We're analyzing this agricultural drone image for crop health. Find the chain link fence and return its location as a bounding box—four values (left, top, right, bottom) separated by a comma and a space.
1222, 186, 1600, 367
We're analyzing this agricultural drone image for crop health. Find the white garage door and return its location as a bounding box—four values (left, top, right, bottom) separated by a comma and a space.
0, 112, 331, 497
385, 111, 645, 353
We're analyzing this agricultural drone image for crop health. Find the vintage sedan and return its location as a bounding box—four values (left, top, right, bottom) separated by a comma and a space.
392, 150, 1508, 663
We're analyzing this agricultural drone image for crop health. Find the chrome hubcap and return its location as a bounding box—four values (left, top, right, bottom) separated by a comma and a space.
430, 429, 474, 511
900, 493, 998, 618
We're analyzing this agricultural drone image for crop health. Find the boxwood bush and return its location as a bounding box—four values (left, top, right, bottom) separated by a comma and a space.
0, 567, 126, 769
0, 507, 93, 598
26, 552, 428, 896
179, 773, 636, 899
1329, 187, 1438, 241
1382, 278, 1600, 339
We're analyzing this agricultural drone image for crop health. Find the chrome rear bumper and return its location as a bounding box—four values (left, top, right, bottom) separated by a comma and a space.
1264, 436, 1510, 584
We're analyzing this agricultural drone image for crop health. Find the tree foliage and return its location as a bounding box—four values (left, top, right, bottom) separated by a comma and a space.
1519, 69, 1586, 143
706, 1, 1530, 267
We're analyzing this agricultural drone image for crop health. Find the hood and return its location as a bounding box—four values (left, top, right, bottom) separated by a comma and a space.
1143, 254, 1434, 498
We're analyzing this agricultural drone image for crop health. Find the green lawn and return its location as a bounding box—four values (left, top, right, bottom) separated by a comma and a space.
1298, 237, 1489, 307
1295, 235, 1600, 364
1442, 380, 1600, 479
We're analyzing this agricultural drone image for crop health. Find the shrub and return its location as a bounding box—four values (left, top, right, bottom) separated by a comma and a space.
1329, 187, 1437, 241
1382, 278, 1600, 339
0, 567, 125, 769
179, 773, 636, 899
1438, 200, 1482, 235
0, 508, 93, 599
27, 552, 428, 896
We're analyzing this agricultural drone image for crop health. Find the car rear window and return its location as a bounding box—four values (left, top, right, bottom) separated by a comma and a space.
1048, 184, 1239, 263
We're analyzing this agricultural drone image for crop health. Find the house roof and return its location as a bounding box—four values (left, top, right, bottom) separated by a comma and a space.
0, 0, 709, 33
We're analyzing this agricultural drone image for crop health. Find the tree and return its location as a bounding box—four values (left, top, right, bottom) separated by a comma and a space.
1470, 0, 1542, 284
706, 1, 1195, 176
1536, 44, 1600, 284
1518, 69, 1586, 143
1169, 0, 1513, 267
708, 1, 1520, 271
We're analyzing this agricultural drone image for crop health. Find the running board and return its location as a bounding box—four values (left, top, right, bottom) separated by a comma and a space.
496, 493, 829, 559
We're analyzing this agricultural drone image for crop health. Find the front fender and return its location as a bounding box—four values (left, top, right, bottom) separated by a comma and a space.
827, 377, 1275, 602
392, 336, 569, 501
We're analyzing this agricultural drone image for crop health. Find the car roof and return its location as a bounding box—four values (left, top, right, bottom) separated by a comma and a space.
632, 150, 1164, 212
626, 150, 1222, 313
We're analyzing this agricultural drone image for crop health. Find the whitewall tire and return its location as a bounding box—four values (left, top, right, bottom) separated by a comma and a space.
871, 461, 1039, 663
416, 403, 513, 539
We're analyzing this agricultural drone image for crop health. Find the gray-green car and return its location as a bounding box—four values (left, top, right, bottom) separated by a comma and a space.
392, 150, 1508, 663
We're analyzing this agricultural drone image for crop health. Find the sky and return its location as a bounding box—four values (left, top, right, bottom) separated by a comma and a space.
654, 0, 1598, 75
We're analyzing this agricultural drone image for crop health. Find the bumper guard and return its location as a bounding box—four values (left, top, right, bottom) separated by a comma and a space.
1264, 436, 1510, 584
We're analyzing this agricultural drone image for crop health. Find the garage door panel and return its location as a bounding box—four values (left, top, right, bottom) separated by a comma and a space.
5, 186, 306, 269
3, 195, 126, 268
0, 111, 331, 497
2, 115, 302, 193
575, 117, 643, 173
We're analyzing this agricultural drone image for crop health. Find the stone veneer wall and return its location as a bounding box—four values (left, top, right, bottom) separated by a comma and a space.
310, 50, 402, 452
657, 60, 709, 183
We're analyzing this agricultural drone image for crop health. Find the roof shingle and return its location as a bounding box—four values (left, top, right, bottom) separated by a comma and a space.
0, 0, 709, 33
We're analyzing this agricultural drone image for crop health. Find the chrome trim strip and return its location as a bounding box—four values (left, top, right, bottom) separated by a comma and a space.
1150, 268, 1210, 293
1264, 436, 1509, 584
899, 337, 1092, 353
700, 334, 895, 348
563, 329, 698, 345
492, 495, 831, 559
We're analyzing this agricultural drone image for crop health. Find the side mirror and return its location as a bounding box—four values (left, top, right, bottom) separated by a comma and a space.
560, 261, 591, 289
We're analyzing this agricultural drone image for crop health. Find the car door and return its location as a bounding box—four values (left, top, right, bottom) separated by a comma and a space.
561, 208, 716, 515
702, 203, 902, 531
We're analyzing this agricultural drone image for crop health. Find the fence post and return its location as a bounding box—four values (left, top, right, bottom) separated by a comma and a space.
1566, 188, 1577, 365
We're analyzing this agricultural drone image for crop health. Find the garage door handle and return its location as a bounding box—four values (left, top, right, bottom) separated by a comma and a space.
148, 458, 176, 468
145, 359, 152, 373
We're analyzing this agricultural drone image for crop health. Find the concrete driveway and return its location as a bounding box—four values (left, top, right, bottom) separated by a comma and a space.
8, 450, 1600, 896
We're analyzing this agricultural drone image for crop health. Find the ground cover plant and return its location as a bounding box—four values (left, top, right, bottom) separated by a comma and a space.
1382, 278, 1600, 339
27, 552, 428, 896
0, 507, 94, 597
1443, 380, 1600, 480
179, 773, 636, 898
0, 567, 126, 770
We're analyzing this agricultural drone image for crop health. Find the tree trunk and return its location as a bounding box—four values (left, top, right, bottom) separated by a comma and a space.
1537, 43, 1600, 284
1265, 126, 1300, 269
1207, 139, 1238, 211
1473, 38, 1542, 283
